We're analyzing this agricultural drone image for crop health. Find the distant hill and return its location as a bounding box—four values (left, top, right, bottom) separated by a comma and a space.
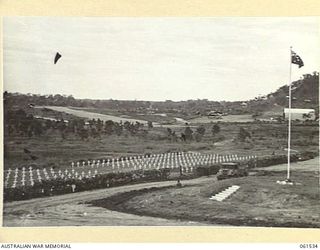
245, 72, 319, 118
4, 72, 318, 119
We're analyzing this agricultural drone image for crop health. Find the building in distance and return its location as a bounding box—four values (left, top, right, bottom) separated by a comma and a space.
284, 108, 315, 121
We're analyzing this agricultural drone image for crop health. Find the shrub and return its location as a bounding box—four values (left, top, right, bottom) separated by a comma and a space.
196, 164, 220, 177
238, 127, 251, 142
247, 154, 299, 168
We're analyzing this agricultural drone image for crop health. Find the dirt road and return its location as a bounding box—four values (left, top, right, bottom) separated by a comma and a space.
3, 178, 211, 227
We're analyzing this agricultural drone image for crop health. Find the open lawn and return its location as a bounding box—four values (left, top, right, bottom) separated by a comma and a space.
90, 167, 320, 228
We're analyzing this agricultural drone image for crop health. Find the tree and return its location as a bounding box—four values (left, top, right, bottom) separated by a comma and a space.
194, 132, 203, 142
147, 121, 153, 129
184, 126, 193, 141
196, 125, 206, 136
96, 118, 103, 132
211, 124, 220, 136
91, 127, 100, 139
45, 120, 53, 130
123, 121, 131, 130
238, 127, 251, 142
105, 120, 115, 135
79, 128, 89, 140
171, 131, 178, 142
32, 120, 43, 136
114, 122, 123, 136
57, 119, 67, 132
180, 133, 186, 142
194, 125, 205, 142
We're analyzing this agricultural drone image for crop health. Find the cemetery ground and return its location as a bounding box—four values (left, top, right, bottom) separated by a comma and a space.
3, 106, 319, 227
4, 121, 318, 170
89, 157, 320, 228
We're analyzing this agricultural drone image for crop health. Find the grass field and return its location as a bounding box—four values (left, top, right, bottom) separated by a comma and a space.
188, 114, 255, 123
90, 167, 320, 228
50, 106, 255, 124
70, 106, 178, 124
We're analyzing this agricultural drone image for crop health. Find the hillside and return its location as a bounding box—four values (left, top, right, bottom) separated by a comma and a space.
3, 72, 319, 118
246, 72, 319, 117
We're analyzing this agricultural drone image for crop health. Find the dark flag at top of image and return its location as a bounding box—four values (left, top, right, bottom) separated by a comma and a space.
54, 52, 62, 64
291, 50, 304, 68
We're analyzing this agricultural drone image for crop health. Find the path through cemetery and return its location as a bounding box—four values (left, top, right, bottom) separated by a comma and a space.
3, 177, 213, 226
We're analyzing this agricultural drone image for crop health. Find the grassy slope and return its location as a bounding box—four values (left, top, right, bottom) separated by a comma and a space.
90, 170, 320, 227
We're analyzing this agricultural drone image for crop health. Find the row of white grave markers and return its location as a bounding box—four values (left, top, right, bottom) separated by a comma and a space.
5, 153, 257, 188
4, 167, 99, 188
69, 152, 257, 171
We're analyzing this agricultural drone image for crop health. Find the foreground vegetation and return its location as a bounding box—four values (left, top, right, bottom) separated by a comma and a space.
4, 120, 318, 171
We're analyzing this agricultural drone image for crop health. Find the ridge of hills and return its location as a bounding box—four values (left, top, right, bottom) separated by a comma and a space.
246, 72, 319, 115
4, 72, 319, 118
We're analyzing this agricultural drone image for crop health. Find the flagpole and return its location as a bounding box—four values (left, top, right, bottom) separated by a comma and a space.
287, 46, 292, 181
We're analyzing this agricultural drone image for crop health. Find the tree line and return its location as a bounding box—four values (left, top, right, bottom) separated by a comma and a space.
4, 108, 151, 140
166, 123, 221, 142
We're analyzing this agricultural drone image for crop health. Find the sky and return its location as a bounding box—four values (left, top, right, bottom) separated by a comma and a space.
3, 17, 319, 101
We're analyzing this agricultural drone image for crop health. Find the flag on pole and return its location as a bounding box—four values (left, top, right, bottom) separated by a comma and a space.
291, 50, 304, 68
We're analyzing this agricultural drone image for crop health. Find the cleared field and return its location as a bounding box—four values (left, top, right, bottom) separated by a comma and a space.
189, 114, 255, 123
47, 106, 255, 124
71, 106, 179, 124
37, 106, 191, 127
90, 159, 320, 228
38, 106, 151, 124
